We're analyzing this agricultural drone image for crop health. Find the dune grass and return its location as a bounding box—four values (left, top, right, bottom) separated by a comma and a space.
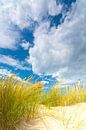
0, 76, 43, 130
0, 76, 86, 130
42, 81, 86, 107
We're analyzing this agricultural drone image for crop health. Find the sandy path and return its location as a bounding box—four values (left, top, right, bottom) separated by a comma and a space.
18, 103, 86, 130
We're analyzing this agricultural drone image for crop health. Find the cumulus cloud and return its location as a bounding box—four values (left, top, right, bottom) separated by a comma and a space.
29, 0, 86, 81
0, 0, 62, 49
0, 0, 86, 82
0, 17, 20, 49
29, 23, 72, 73
0, 1, 20, 49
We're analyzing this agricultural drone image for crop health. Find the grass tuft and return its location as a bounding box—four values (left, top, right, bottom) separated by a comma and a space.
0, 76, 43, 130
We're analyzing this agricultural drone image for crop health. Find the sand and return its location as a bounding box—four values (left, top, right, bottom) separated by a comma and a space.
18, 103, 86, 130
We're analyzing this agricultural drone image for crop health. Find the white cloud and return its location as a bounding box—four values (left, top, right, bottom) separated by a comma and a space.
0, 0, 62, 49
0, 54, 20, 67
0, 54, 30, 70
48, 0, 62, 16
0, 1, 20, 49
29, 21, 72, 74
0, 16, 20, 49
52, 67, 68, 79
0, 0, 86, 82
0, 68, 12, 77
29, 33, 71, 73
21, 41, 30, 50
0, 68, 22, 81
29, 0, 86, 80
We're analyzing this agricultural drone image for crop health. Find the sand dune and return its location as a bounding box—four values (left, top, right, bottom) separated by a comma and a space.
18, 103, 86, 130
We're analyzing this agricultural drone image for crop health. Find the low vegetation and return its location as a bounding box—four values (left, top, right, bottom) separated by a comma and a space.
0, 76, 43, 130
0, 76, 86, 130
42, 82, 86, 107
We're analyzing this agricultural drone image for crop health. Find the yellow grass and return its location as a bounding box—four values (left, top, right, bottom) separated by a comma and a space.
42, 81, 86, 107
0, 76, 86, 130
0, 76, 43, 130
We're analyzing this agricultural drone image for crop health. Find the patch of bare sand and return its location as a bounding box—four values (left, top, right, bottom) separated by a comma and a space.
18, 103, 86, 130
18, 116, 64, 130
49, 102, 86, 130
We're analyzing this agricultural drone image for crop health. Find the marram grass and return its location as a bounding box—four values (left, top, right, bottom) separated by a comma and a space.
42, 81, 86, 107
0, 76, 43, 130
0, 76, 86, 130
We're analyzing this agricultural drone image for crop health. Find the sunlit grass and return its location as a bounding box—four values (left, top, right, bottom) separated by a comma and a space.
42, 81, 86, 107
0, 76, 43, 130
0, 76, 86, 130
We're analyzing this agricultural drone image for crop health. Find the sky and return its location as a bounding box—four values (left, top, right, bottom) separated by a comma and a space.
0, 0, 86, 87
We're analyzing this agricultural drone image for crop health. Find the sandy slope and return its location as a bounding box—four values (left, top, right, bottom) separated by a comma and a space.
18, 103, 86, 130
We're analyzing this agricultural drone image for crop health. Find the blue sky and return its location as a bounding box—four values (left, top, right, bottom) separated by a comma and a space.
0, 0, 86, 87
